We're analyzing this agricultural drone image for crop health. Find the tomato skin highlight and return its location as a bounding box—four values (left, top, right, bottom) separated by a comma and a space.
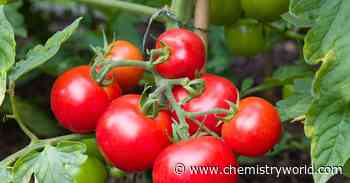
106, 40, 144, 92
50, 65, 121, 133
155, 28, 206, 79
96, 95, 172, 172
153, 136, 238, 183
210, 0, 242, 26
172, 74, 238, 135
73, 156, 108, 183
222, 97, 282, 157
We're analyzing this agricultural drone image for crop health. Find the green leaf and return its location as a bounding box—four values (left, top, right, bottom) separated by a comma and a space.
240, 78, 254, 94
277, 78, 313, 122
0, 5, 15, 106
9, 17, 82, 81
0, 72, 6, 108
344, 159, 350, 177
4, 0, 27, 37
0, 166, 13, 183
286, 0, 324, 28
272, 63, 314, 83
305, 94, 350, 183
288, 0, 350, 182
13, 144, 87, 183
13, 98, 65, 137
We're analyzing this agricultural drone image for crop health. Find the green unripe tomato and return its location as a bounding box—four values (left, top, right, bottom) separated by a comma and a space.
224, 19, 266, 56
82, 138, 104, 161
73, 156, 108, 183
241, 0, 290, 22
210, 0, 242, 25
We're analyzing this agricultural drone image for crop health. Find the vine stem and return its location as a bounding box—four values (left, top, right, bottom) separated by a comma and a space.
191, 118, 221, 139
75, 0, 158, 17
164, 87, 190, 140
1, 134, 90, 166
266, 23, 305, 41
186, 108, 230, 118
8, 82, 39, 142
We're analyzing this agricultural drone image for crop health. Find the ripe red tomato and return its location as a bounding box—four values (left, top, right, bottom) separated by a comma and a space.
172, 74, 238, 135
105, 40, 144, 92
153, 136, 238, 183
155, 28, 206, 79
96, 95, 172, 172
222, 97, 282, 157
51, 65, 121, 133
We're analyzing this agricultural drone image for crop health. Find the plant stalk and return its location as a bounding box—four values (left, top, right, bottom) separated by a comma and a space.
8, 82, 39, 142
76, 0, 158, 17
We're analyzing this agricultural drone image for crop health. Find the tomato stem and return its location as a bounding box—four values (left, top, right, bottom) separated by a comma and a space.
165, 87, 190, 140
191, 118, 221, 139
266, 23, 305, 41
75, 0, 158, 17
8, 82, 39, 142
185, 108, 230, 118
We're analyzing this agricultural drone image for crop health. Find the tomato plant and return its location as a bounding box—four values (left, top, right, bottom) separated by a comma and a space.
50, 65, 121, 133
153, 136, 238, 183
222, 97, 282, 157
241, 0, 290, 22
96, 95, 172, 172
224, 19, 266, 56
2, 0, 349, 183
209, 0, 241, 26
155, 28, 206, 79
172, 74, 238, 135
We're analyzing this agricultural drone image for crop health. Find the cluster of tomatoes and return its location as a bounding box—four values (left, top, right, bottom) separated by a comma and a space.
50, 27, 282, 182
211, 0, 290, 56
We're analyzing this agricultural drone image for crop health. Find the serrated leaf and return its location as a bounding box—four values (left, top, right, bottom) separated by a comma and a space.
0, 5, 15, 106
277, 78, 313, 122
289, 0, 350, 182
13, 144, 87, 183
305, 94, 350, 183
9, 17, 82, 81
286, 0, 324, 28
4, 0, 27, 37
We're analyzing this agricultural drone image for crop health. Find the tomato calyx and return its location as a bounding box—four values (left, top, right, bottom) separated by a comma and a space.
182, 79, 205, 98
216, 100, 239, 122
148, 41, 171, 65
